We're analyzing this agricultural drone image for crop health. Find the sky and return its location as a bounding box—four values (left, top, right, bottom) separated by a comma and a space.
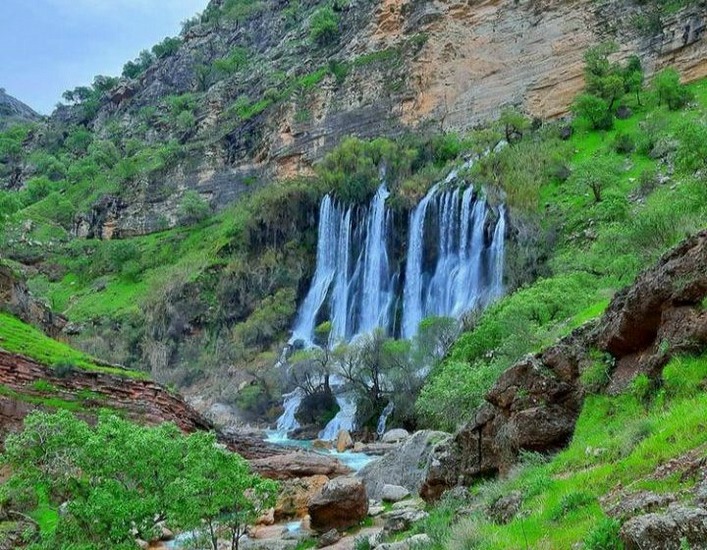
0, 0, 208, 114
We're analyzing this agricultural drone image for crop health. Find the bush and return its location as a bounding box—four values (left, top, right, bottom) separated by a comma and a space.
177, 190, 211, 225
613, 132, 635, 154
653, 68, 694, 110
309, 7, 339, 46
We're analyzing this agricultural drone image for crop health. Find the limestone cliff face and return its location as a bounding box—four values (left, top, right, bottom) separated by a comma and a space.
33, 0, 707, 236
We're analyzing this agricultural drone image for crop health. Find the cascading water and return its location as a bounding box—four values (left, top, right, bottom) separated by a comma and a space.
319, 393, 358, 441
376, 402, 395, 438
292, 171, 507, 344
274, 388, 304, 436
291, 185, 395, 346
401, 184, 505, 338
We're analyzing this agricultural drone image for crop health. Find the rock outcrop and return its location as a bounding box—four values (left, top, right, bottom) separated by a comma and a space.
308, 476, 369, 533
422, 230, 707, 500
359, 430, 450, 500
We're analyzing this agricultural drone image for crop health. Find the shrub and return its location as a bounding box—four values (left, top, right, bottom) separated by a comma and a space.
653, 68, 694, 110
309, 7, 339, 47
152, 36, 182, 59
613, 132, 635, 154
177, 190, 211, 225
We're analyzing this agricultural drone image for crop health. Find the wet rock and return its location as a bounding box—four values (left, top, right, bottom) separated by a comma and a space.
308, 476, 369, 533
336, 429, 354, 453
620, 504, 707, 550
382, 484, 411, 503
251, 452, 352, 481
359, 430, 450, 500
487, 491, 522, 524
317, 529, 341, 548
382, 429, 410, 443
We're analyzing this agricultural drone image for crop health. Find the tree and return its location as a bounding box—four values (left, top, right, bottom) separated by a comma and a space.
309, 7, 339, 47
573, 155, 620, 203
498, 107, 530, 144
572, 94, 614, 130
653, 68, 694, 110
1, 410, 278, 550
623, 55, 644, 105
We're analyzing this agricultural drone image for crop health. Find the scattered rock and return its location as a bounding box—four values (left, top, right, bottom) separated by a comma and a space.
604, 491, 677, 521
313, 439, 332, 450
382, 508, 429, 536
616, 105, 633, 119
382, 484, 411, 503
382, 429, 410, 443
487, 491, 522, 524
336, 429, 354, 453
308, 476, 369, 533
317, 529, 341, 548
620, 504, 707, 550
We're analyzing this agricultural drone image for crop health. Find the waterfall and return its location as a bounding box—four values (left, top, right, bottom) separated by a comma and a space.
376, 402, 395, 438
292, 168, 507, 343
290, 184, 394, 346
319, 394, 358, 441
275, 388, 305, 435
401, 182, 505, 338
489, 205, 507, 300
291, 196, 340, 344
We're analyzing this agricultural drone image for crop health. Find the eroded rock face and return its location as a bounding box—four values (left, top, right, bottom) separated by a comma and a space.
308, 476, 369, 533
422, 230, 707, 500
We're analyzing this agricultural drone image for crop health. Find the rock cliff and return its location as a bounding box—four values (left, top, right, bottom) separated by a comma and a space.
30, 0, 706, 237
421, 229, 707, 500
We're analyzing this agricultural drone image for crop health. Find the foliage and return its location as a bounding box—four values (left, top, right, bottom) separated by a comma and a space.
178, 190, 212, 225
1, 411, 277, 550
309, 7, 340, 47
572, 93, 614, 130
653, 68, 694, 110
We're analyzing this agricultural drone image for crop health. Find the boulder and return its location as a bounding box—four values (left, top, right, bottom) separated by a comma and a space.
251, 452, 352, 480
336, 429, 354, 453
377, 534, 433, 550
358, 430, 450, 500
317, 529, 341, 548
620, 504, 707, 550
382, 429, 410, 443
308, 476, 369, 533
275, 475, 329, 520
486, 491, 522, 524
382, 484, 411, 503
382, 508, 429, 536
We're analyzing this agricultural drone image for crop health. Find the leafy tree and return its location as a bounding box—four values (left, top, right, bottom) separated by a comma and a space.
309, 7, 340, 47
498, 107, 530, 144
623, 55, 644, 105
1, 410, 277, 550
152, 36, 182, 59
122, 49, 155, 79
572, 94, 614, 130
653, 68, 694, 110
573, 155, 620, 203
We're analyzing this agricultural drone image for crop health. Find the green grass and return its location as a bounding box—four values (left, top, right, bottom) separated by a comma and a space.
0, 313, 147, 378
418, 352, 707, 550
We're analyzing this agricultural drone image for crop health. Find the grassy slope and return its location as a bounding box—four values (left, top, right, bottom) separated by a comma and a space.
0, 312, 146, 378
410, 352, 707, 549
